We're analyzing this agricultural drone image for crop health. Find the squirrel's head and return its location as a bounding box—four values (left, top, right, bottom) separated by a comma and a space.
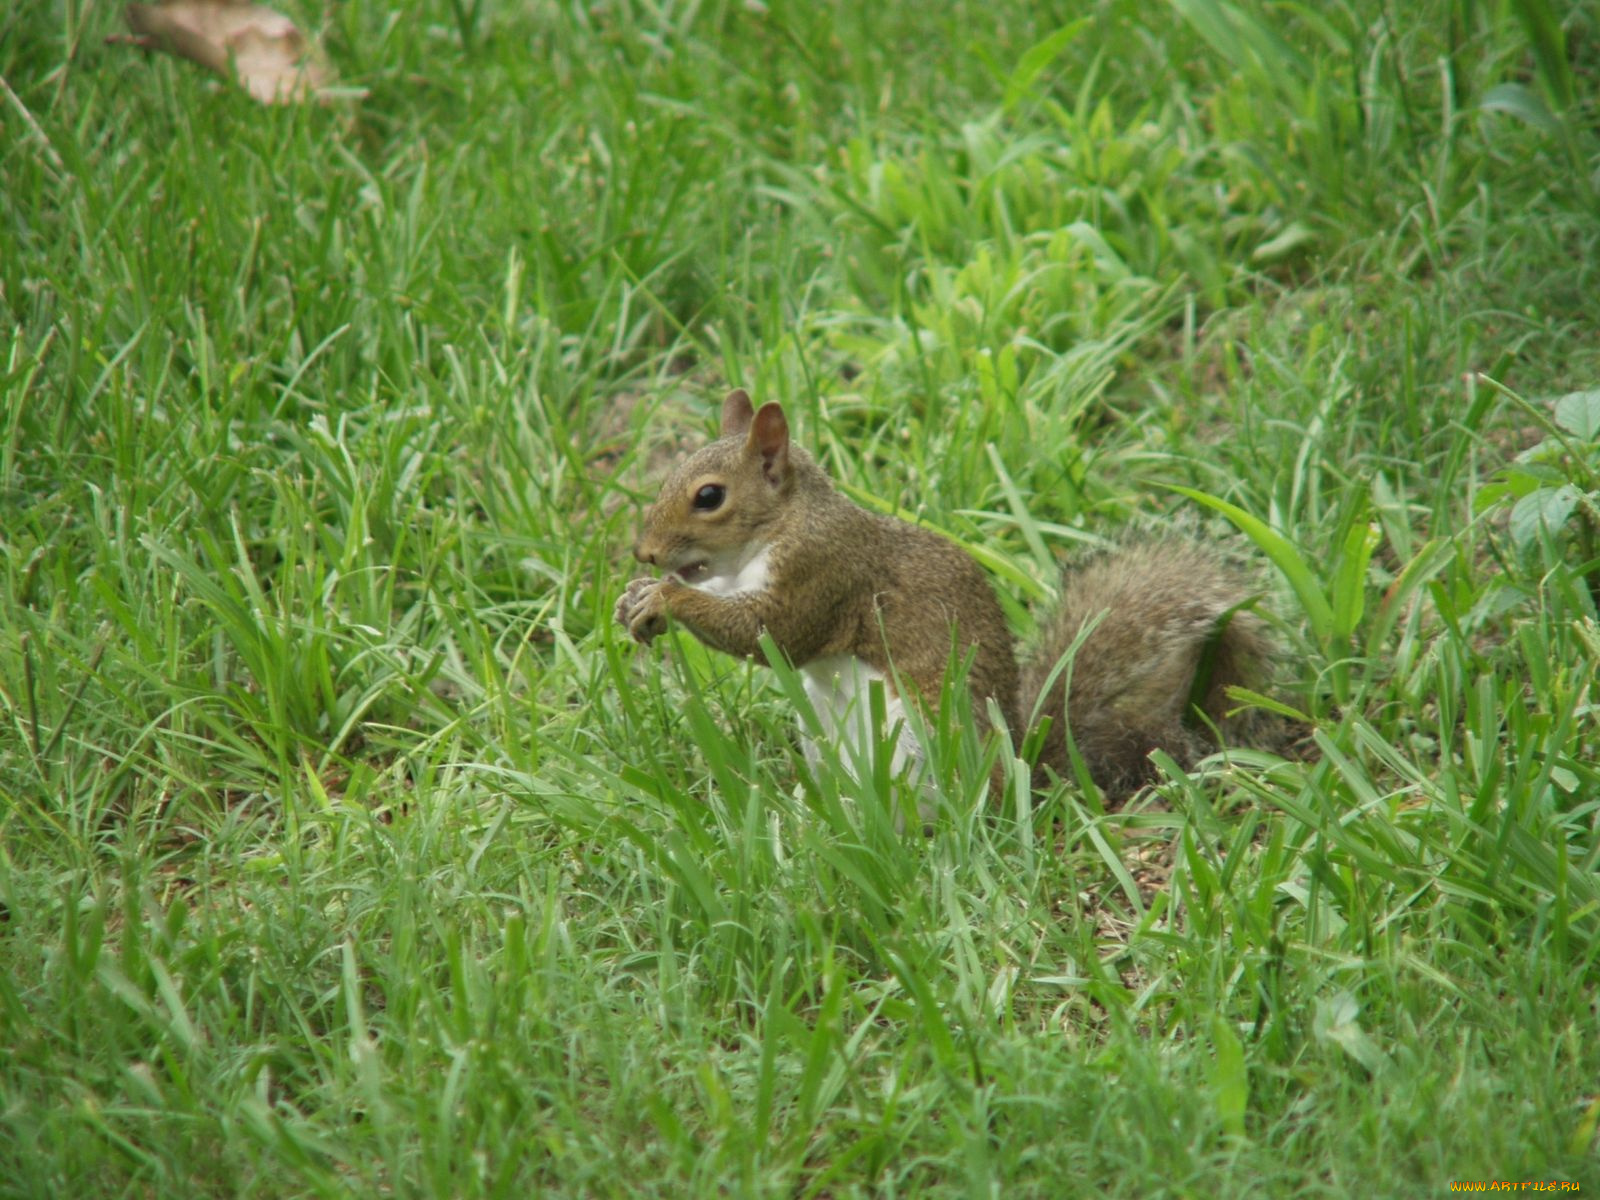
634, 389, 802, 584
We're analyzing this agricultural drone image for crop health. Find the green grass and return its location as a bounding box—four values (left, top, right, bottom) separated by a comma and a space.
3, 0, 1599, 1194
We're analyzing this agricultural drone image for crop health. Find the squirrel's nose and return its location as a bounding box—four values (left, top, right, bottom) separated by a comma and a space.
633, 542, 655, 565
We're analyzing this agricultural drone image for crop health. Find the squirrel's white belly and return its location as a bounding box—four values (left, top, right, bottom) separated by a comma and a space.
691, 545, 773, 597
798, 654, 924, 782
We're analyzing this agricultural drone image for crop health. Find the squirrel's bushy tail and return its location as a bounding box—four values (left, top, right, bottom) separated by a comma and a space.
1022, 539, 1276, 798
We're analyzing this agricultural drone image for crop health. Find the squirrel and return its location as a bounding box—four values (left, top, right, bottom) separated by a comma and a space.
614, 389, 1275, 801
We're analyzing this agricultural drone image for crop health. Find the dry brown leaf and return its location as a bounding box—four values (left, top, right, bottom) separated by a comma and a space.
121, 2, 334, 105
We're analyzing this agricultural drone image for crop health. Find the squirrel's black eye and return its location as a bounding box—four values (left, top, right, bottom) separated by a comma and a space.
692, 484, 725, 512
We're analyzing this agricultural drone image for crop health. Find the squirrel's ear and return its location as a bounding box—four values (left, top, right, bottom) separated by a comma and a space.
747, 402, 790, 486
720, 389, 756, 437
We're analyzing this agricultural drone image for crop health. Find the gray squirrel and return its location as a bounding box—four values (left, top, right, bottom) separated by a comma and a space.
616, 390, 1274, 797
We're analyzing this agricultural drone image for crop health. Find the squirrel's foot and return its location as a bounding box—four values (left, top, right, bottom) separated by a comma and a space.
615, 576, 669, 644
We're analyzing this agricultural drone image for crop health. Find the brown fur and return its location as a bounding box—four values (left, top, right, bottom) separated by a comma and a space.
1022, 540, 1274, 795
618, 391, 1020, 739
617, 392, 1273, 799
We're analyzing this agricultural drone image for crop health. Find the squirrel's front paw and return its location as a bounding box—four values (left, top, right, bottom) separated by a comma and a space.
614, 577, 669, 644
